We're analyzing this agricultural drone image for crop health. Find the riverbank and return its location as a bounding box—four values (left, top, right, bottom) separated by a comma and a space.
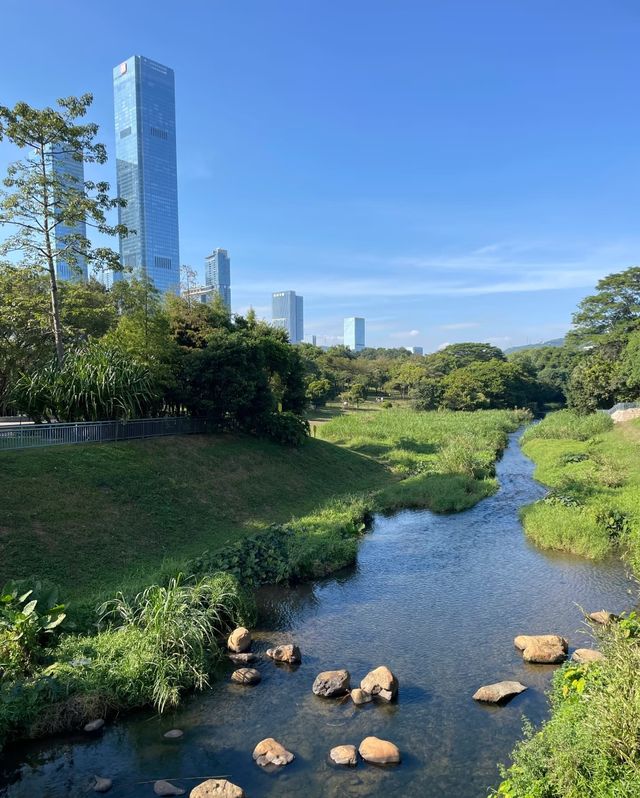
0, 408, 527, 749
497, 410, 640, 797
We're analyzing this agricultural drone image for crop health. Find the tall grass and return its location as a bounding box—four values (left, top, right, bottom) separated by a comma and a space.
521, 408, 613, 443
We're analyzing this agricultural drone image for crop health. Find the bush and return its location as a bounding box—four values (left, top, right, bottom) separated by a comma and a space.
522, 409, 613, 443
261, 410, 309, 446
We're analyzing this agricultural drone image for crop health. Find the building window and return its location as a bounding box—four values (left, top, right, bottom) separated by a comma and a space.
120, 126, 132, 138
154, 256, 172, 269
150, 127, 168, 140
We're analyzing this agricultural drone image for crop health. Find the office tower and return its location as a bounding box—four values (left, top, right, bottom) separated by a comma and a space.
272, 291, 304, 343
410, 346, 424, 355
344, 317, 365, 351
204, 248, 231, 309
112, 55, 180, 293
47, 146, 87, 281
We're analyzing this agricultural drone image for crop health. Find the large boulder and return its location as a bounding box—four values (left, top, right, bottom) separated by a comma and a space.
358, 736, 401, 765
190, 780, 245, 798
252, 738, 295, 767
589, 610, 617, 625
227, 627, 251, 653
572, 648, 604, 664
472, 681, 527, 703
154, 781, 185, 796
330, 744, 358, 766
92, 777, 112, 793
230, 667, 261, 685
312, 669, 351, 697
360, 666, 398, 701
266, 644, 301, 664
350, 688, 372, 705
514, 635, 568, 664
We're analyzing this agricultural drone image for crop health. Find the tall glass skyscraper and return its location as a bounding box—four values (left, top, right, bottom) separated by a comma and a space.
344, 317, 365, 351
112, 56, 180, 294
272, 291, 303, 343
204, 248, 231, 309
47, 146, 87, 281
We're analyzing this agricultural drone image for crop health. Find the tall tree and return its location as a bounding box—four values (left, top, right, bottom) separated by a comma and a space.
0, 94, 128, 364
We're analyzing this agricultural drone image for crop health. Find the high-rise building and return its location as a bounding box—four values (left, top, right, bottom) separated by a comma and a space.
410, 346, 424, 355
272, 291, 304, 343
112, 55, 180, 294
204, 248, 231, 309
47, 146, 87, 281
344, 317, 365, 351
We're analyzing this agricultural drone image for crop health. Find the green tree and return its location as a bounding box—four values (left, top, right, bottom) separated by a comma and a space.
568, 266, 640, 356
566, 355, 620, 414
618, 331, 640, 400
441, 360, 542, 411
509, 345, 581, 404
306, 378, 332, 406
0, 94, 128, 364
424, 342, 505, 377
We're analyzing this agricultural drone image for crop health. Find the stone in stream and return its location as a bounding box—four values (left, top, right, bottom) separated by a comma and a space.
330, 744, 358, 766
163, 728, 184, 739
154, 781, 185, 796
92, 776, 112, 793
266, 643, 301, 664
472, 680, 527, 704
358, 736, 401, 765
514, 635, 568, 664
350, 688, 373, 705
190, 780, 245, 798
84, 718, 105, 733
230, 667, 261, 685
572, 648, 605, 664
227, 627, 252, 653
312, 669, 351, 697
252, 737, 295, 767
228, 652, 256, 665
360, 665, 398, 701
589, 610, 617, 625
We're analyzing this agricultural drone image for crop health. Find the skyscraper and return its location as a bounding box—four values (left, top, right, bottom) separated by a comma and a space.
112, 56, 180, 294
204, 248, 231, 309
272, 291, 304, 343
344, 317, 365, 351
47, 146, 87, 281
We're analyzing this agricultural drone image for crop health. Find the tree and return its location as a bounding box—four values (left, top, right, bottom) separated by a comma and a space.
0, 94, 128, 364
424, 342, 505, 378
306, 378, 332, 406
568, 266, 640, 356
509, 345, 581, 404
618, 331, 640, 400
441, 360, 542, 411
566, 355, 620, 414
411, 377, 444, 411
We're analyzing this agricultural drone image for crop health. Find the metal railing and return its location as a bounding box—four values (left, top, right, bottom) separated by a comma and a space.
0, 417, 212, 452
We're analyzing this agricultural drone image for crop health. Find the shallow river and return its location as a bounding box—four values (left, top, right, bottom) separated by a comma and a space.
0, 431, 635, 797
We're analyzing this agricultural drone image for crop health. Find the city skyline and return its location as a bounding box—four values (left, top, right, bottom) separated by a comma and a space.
112, 55, 180, 294
0, 2, 637, 352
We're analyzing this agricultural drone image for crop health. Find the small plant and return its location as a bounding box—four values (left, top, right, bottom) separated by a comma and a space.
561, 452, 589, 464
595, 507, 630, 540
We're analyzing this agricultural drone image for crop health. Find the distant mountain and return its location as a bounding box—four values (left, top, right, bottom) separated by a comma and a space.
503, 337, 565, 354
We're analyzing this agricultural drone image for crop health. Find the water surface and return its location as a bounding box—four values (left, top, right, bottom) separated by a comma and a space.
0, 432, 634, 797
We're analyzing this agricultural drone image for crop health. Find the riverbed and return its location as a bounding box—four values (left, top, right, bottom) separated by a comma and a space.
0, 431, 634, 797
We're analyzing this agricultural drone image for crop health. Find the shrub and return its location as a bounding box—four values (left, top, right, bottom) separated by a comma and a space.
261, 410, 309, 446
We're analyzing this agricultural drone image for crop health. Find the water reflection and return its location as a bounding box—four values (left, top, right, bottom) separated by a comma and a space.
1, 432, 635, 797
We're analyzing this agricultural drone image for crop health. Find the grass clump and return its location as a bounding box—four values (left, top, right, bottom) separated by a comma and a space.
521, 408, 613, 443
497, 618, 640, 797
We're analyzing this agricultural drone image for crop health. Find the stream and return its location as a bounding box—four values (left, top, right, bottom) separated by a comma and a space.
0, 430, 634, 797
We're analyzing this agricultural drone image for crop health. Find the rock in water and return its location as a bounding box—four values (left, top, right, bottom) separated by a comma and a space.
84, 719, 105, 733
589, 610, 617, 625
163, 729, 184, 739
360, 665, 398, 701
572, 648, 605, 664
358, 736, 401, 765
252, 737, 295, 767
350, 688, 372, 705
312, 669, 351, 697
330, 744, 358, 766
154, 781, 185, 796
514, 635, 568, 664
228, 652, 256, 665
93, 776, 112, 793
472, 680, 527, 703
231, 667, 261, 685
266, 643, 302, 664
190, 780, 245, 798
227, 627, 252, 653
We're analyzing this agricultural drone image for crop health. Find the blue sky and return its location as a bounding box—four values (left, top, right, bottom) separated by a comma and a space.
1, 0, 639, 351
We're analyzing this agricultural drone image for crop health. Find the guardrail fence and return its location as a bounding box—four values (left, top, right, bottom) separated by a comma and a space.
0, 417, 212, 452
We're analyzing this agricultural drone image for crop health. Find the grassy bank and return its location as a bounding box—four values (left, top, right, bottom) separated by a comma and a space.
0, 408, 527, 748
497, 411, 640, 797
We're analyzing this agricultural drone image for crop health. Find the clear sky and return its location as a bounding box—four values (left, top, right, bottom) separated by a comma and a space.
1, 0, 639, 351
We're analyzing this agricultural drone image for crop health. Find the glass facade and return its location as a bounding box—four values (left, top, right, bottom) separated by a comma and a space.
344, 317, 365, 351
47, 146, 87, 281
272, 290, 303, 343
204, 248, 231, 309
112, 56, 180, 294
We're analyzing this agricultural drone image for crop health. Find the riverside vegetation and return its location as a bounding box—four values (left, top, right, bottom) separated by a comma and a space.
0, 407, 527, 749
497, 411, 640, 797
